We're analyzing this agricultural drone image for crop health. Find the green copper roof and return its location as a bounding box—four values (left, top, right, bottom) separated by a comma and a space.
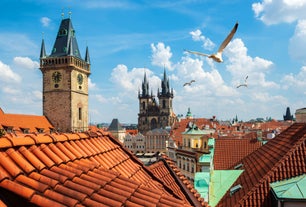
199, 148, 214, 163
194, 172, 210, 200
209, 170, 243, 207
270, 174, 306, 199
208, 138, 215, 147
182, 122, 205, 135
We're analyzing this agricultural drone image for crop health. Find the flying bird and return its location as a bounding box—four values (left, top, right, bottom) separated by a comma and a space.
185, 22, 239, 63
183, 80, 195, 87
236, 75, 248, 88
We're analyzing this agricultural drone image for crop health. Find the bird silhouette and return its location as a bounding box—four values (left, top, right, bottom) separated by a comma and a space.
185, 22, 238, 63
183, 80, 195, 87
236, 75, 248, 88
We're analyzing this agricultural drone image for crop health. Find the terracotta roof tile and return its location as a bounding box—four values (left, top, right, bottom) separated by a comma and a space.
0, 128, 197, 206
30, 145, 55, 168
30, 193, 67, 207
19, 146, 46, 171
5, 148, 35, 174
217, 123, 306, 206
44, 189, 80, 206
0, 179, 35, 199
29, 172, 59, 188
214, 137, 262, 170
0, 111, 53, 133
16, 174, 49, 192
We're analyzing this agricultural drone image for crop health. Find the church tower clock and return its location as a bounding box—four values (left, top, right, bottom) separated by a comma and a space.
39, 14, 91, 132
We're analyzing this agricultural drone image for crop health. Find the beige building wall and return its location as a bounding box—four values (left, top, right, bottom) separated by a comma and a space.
295, 108, 306, 123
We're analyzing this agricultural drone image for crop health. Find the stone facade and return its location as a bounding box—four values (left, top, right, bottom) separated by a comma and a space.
138, 70, 176, 133
40, 17, 90, 132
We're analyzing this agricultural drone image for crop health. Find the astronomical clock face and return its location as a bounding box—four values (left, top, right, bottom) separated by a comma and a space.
77, 73, 83, 85
52, 71, 62, 83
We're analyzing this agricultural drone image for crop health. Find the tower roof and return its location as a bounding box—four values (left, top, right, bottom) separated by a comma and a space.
50, 18, 81, 59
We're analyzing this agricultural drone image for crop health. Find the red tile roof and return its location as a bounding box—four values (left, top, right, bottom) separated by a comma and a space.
216, 123, 306, 207
213, 135, 263, 170
0, 130, 195, 207
0, 108, 53, 133
149, 155, 208, 207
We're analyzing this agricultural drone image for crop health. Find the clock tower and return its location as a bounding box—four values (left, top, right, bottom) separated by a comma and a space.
39, 15, 91, 132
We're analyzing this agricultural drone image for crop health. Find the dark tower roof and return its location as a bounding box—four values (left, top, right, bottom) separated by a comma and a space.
85, 46, 90, 64
40, 38, 46, 58
159, 69, 173, 98
50, 18, 81, 59
141, 72, 150, 97
108, 118, 124, 131
284, 107, 294, 121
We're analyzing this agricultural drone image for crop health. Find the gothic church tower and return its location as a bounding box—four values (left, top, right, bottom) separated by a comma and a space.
40, 14, 90, 132
138, 70, 175, 133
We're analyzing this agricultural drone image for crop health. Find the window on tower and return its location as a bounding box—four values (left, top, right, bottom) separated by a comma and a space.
78, 108, 82, 120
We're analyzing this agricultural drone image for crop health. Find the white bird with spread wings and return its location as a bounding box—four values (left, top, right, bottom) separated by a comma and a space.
236, 76, 248, 88
183, 80, 195, 87
185, 22, 238, 63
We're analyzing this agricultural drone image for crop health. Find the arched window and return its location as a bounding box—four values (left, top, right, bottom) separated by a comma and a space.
142, 101, 145, 110
162, 100, 166, 108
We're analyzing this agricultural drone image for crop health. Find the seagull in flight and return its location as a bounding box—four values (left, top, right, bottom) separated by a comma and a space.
236, 76, 248, 88
185, 22, 239, 63
183, 80, 195, 87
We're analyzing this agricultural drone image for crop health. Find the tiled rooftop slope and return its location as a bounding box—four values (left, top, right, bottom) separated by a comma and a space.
0, 130, 195, 207
217, 123, 306, 207
149, 155, 208, 207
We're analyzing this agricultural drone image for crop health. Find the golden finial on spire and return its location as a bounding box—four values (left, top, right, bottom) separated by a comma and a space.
61, 8, 64, 19
68, 10, 72, 19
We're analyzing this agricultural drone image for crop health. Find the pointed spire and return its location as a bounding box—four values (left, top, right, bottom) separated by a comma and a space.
40, 38, 46, 58
85, 46, 90, 64
142, 72, 149, 97
50, 17, 81, 59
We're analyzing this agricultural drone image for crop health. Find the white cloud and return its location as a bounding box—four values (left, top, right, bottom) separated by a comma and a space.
13, 57, 39, 70
282, 66, 306, 92
0, 60, 21, 83
252, 0, 306, 25
2, 86, 20, 94
88, 78, 97, 90
40, 17, 51, 27
224, 38, 278, 89
189, 29, 215, 51
95, 94, 107, 103
110, 64, 161, 93
289, 19, 306, 62
150, 42, 173, 70
32, 90, 42, 100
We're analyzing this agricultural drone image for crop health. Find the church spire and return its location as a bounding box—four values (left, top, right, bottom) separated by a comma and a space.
50, 16, 81, 59
40, 38, 46, 58
141, 72, 149, 97
85, 46, 90, 64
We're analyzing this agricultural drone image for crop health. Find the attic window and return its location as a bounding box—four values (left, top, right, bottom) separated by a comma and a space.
36, 128, 44, 133
20, 128, 30, 134
230, 184, 242, 196
234, 163, 243, 169
58, 29, 67, 36
3, 125, 13, 133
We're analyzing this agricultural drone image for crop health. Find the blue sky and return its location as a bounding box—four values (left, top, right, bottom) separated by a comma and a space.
1, 0, 306, 124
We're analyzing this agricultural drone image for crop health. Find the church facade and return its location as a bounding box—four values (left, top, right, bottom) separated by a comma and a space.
138, 70, 176, 133
39, 16, 91, 132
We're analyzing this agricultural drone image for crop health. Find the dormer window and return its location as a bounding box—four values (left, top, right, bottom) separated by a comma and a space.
20, 128, 30, 134
58, 29, 67, 36
36, 128, 44, 133
3, 125, 13, 133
